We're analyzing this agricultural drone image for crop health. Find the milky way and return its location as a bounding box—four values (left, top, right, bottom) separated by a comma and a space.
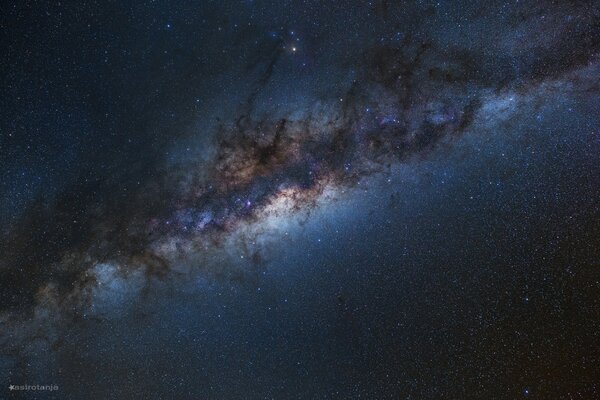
1, 1, 600, 398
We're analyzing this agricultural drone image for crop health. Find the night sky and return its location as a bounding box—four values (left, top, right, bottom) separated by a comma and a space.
1, 1, 600, 399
